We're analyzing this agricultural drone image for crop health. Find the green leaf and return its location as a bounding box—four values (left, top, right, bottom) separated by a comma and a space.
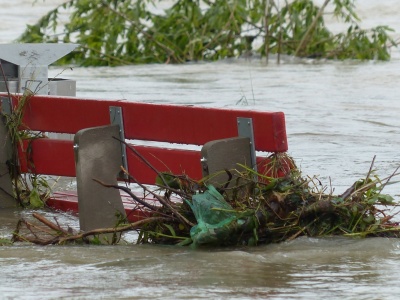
155, 172, 180, 189
176, 237, 193, 246
362, 214, 375, 224
164, 224, 177, 237
29, 188, 44, 208
0, 238, 13, 246
377, 194, 395, 205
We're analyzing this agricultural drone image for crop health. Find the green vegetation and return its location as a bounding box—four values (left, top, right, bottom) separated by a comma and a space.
19, 0, 397, 66
2, 91, 50, 208
134, 154, 400, 247
10, 151, 400, 247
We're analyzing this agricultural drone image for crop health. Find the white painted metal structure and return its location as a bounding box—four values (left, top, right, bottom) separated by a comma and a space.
0, 43, 78, 96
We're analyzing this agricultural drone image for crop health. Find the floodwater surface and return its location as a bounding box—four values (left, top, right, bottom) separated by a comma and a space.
1, 1, 400, 299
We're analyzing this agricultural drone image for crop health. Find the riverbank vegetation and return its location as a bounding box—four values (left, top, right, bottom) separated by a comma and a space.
19, 0, 397, 65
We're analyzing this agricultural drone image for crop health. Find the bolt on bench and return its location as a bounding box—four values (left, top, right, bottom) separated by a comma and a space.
0, 93, 288, 233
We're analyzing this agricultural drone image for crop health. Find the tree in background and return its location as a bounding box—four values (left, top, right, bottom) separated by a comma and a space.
19, 0, 397, 66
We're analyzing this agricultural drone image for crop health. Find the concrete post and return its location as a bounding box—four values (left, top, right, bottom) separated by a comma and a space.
74, 124, 127, 242
0, 114, 16, 208
200, 137, 252, 189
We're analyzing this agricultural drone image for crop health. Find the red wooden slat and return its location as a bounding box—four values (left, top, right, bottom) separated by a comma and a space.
18, 139, 202, 184
17, 139, 289, 184
122, 103, 288, 152
126, 145, 203, 183
18, 139, 76, 177
13, 94, 114, 133
4, 94, 288, 152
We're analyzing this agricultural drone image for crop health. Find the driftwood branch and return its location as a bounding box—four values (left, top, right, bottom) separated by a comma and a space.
12, 214, 167, 245
58, 217, 166, 244
92, 178, 159, 212
33, 212, 70, 235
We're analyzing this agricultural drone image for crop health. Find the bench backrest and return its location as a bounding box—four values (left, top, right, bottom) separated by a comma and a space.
4, 94, 288, 185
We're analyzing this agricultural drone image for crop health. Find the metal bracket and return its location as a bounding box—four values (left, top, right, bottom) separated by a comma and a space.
109, 106, 128, 178
237, 117, 257, 174
1, 97, 12, 115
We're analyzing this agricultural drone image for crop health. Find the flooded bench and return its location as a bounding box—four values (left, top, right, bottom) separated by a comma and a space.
0, 93, 288, 232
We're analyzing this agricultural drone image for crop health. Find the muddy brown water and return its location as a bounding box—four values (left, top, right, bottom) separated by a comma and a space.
1, 1, 400, 299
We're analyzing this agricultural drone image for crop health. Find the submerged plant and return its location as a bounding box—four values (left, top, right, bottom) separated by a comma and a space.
19, 0, 397, 65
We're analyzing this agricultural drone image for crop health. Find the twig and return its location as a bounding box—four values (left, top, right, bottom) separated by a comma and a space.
348, 171, 400, 200
295, 0, 331, 57
111, 137, 195, 227
277, 0, 282, 63
378, 165, 400, 196
365, 155, 376, 182
14, 214, 167, 245
0, 61, 11, 96
92, 178, 159, 212
112, 136, 171, 189
264, 0, 271, 63
120, 167, 195, 228
33, 212, 70, 235
58, 217, 167, 244
92, 177, 178, 221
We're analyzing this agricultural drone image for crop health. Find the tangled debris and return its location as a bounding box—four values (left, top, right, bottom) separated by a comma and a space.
11, 150, 400, 247
136, 154, 400, 247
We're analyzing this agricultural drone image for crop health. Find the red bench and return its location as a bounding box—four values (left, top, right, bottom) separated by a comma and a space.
0, 93, 288, 231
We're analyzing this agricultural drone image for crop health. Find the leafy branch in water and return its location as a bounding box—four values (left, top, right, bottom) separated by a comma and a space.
18, 0, 397, 65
